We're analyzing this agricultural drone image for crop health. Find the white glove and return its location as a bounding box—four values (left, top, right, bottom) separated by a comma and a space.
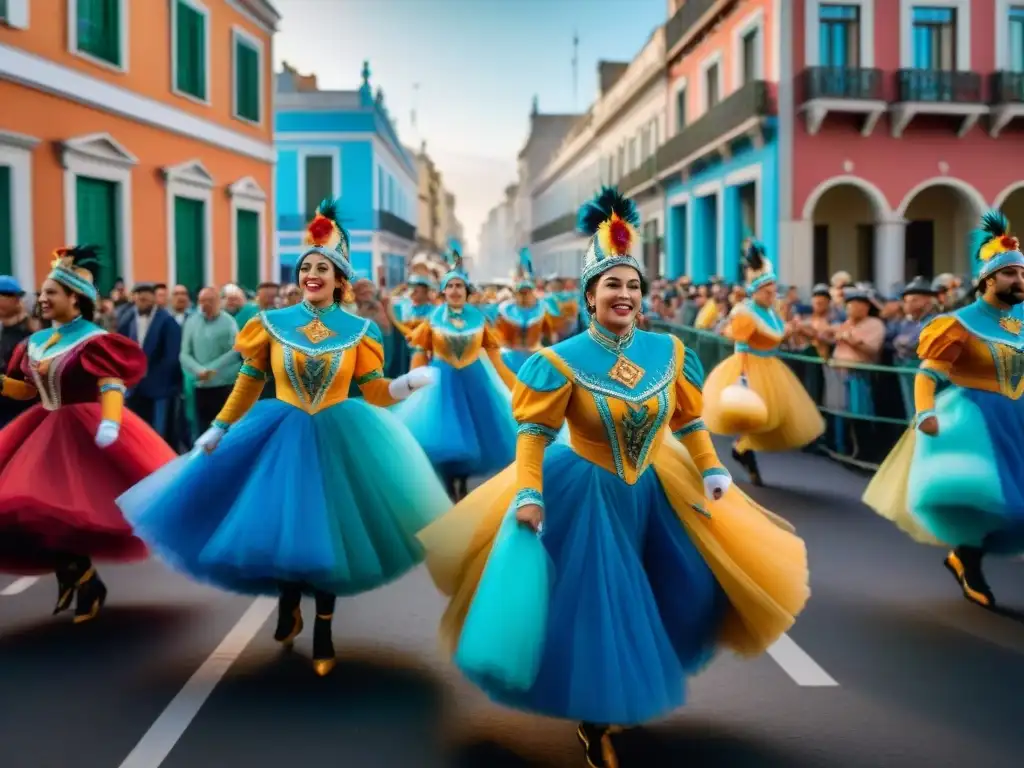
195, 424, 226, 453
703, 471, 732, 501
94, 419, 120, 448
388, 367, 438, 401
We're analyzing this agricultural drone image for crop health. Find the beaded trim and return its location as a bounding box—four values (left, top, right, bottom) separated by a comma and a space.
99, 382, 126, 394
260, 306, 370, 357
240, 363, 266, 380
915, 409, 936, 426
701, 467, 730, 478
918, 366, 947, 382
517, 422, 559, 444
673, 418, 705, 439
569, 355, 675, 406
355, 369, 383, 386
735, 343, 777, 357
213, 419, 230, 430
513, 488, 544, 510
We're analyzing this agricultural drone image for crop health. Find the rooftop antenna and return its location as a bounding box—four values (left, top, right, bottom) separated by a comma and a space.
572, 30, 579, 111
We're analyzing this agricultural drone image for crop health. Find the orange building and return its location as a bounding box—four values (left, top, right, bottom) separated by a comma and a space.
0, 0, 279, 296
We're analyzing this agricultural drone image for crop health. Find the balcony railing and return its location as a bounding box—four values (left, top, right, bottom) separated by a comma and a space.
896, 69, 982, 103
656, 79, 774, 174
619, 157, 658, 196
377, 211, 416, 241
802, 66, 884, 101
666, 0, 721, 57
531, 212, 576, 243
990, 71, 1024, 104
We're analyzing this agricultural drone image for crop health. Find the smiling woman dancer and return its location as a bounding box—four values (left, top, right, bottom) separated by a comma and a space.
118, 200, 450, 676
0, 247, 176, 622
419, 187, 809, 768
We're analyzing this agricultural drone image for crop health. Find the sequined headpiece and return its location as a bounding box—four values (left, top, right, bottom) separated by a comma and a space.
514, 247, 535, 292
578, 186, 643, 292
298, 197, 354, 281
440, 246, 472, 292
969, 210, 1024, 283
48, 245, 100, 302
743, 239, 777, 292
408, 253, 437, 290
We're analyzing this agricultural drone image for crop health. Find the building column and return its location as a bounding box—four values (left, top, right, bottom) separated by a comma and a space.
778, 219, 814, 289
874, 218, 907, 295
723, 184, 742, 282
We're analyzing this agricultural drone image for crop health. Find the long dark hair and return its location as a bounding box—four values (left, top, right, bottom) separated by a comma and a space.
583, 270, 649, 316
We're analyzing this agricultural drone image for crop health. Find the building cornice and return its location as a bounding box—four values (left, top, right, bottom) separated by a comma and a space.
227, 0, 281, 32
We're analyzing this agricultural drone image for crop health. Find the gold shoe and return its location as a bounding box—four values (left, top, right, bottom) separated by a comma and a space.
312, 658, 336, 677
275, 607, 304, 647
72, 568, 107, 624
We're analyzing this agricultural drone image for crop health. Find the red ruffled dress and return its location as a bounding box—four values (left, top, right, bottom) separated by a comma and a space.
0, 325, 176, 573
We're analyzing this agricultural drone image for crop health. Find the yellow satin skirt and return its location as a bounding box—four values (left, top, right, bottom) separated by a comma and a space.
418, 436, 810, 662
861, 428, 943, 546
703, 353, 825, 451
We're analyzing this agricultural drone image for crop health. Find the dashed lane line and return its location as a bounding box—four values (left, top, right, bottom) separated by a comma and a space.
0, 577, 40, 596
768, 633, 839, 687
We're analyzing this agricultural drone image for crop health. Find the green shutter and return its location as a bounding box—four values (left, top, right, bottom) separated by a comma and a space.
75, 177, 119, 296
234, 38, 260, 122
76, 0, 121, 67
304, 156, 334, 218
0, 167, 11, 276
174, 197, 205, 294
236, 209, 260, 291
0, 1, 8, 22
175, 1, 206, 100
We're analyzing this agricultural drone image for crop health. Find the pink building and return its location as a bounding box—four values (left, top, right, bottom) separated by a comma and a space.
778, 0, 1024, 292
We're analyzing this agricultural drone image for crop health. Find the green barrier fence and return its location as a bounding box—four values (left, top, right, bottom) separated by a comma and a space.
650, 320, 917, 472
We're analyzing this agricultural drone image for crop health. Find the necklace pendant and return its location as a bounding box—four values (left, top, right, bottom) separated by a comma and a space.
608, 355, 645, 389
450, 316, 465, 329
1000, 316, 1022, 336
298, 317, 336, 344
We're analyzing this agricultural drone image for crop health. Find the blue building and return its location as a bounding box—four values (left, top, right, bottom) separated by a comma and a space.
274, 61, 418, 285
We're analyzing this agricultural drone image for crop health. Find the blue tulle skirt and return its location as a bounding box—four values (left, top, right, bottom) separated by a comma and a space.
392, 357, 517, 478
908, 387, 1024, 555
500, 348, 533, 374
463, 444, 728, 725
117, 398, 452, 595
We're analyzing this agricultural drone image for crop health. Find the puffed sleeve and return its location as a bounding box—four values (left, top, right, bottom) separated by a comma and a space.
481, 324, 517, 390
354, 321, 397, 407
511, 350, 573, 511
407, 321, 433, 369
492, 309, 514, 347
724, 306, 757, 343
668, 338, 726, 477
913, 315, 968, 421
212, 317, 271, 429
78, 333, 148, 425
0, 341, 37, 400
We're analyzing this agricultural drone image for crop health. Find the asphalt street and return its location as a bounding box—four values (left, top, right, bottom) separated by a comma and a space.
2, 441, 1024, 768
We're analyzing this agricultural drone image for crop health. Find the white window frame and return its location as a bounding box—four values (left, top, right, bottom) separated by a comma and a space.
899, 0, 971, 70
995, 0, 1024, 70
296, 147, 341, 217
698, 52, 725, 114
228, 176, 268, 284
732, 8, 765, 89
170, 0, 211, 106
67, 0, 129, 74
62, 133, 137, 287
164, 160, 215, 289
1, 0, 29, 28
804, 0, 876, 67
231, 24, 264, 125
0, 131, 38, 286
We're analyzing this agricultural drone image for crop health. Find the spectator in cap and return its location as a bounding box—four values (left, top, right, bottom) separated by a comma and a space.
889, 276, 939, 418
0, 276, 32, 428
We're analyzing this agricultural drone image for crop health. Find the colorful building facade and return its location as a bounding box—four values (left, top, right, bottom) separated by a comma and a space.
0, 0, 278, 295
274, 61, 418, 286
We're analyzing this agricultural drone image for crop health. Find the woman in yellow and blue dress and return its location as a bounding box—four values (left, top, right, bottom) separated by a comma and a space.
393, 248, 518, 501
493, 249, 558, 373
702, 242, 825, 485
864, 211, 1024, 609
418, 187, 809, 768
118, 199, 450, 675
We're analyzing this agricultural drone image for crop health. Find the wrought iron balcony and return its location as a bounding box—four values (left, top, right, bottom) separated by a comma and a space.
377, 211, 416, 241
802, 66, 883, 101
891, 69, 986, 138
666, 0, 724, 58
656, 80, 774, 176
989, 71, 1024, 137
531, 212, 576, 243
619, 158, 658, 197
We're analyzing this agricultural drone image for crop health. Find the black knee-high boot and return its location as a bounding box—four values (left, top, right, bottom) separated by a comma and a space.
61, 555, 105, 624
274, 582, 304, 645
53, 554, 90, 615
944, 546, 995, 607
312, 590, 336, 676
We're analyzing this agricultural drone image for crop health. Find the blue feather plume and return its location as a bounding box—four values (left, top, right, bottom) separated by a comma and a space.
744, 239, 767, 271
576, 185, 640, 237
969, 210, 1011, 261
518, 247, 533, 277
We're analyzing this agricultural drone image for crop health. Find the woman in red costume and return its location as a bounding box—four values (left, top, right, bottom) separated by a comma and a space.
0, 246, 176, 622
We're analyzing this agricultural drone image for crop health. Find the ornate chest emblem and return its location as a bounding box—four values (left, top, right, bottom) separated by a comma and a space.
444, 333, 472, 361
608, 356, 645, 389
1000, 316, 1022, 336
298, 317, 335, 344
622, 403, 654, 467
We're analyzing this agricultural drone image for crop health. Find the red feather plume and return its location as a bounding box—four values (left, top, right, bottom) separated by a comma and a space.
609, 217, 631, 253
1002, 235, 1019, 251
308, 215, 334, 245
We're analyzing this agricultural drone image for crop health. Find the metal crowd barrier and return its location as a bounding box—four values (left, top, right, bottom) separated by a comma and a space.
650, 320, 916, 472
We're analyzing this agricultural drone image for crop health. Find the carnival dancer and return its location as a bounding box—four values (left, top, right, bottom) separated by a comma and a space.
418, 188, 809, 767
0, 247, 176, 622
863, 211, 1024, 609
702, 242, 825, 485
118, 199, 450, 675
493, 249, 557, 373
394, 248, 518, 502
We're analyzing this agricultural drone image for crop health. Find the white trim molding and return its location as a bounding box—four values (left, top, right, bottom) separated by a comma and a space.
0, 43, 275, 162
770, 0, 781, 80
61, 133, 137, 287
226, 0, 281, 34
231, 25, 265, 126
163, 160, 215, 289
698, 51, 725, 115
0, 130, 39, 286
228, 176, 268, 284
800, 174, 893, 220
894, 176, 987, 218
2, 0, 29, 28
169, 0, 212, 107
276, 134, 415, 183
732, 7, 765, 90
67, 0, 129, 74
899, 0, 971, 70
804, 0, 876, 67
996, 0, 1020, 71
725, 162, 764, 237
296, 147, 342, 217
994, 180, 1024, 209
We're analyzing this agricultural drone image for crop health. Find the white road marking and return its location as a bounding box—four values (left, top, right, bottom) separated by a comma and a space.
768, 633, 838, 687
117, 597, 276, 768
1, 577, 40, 596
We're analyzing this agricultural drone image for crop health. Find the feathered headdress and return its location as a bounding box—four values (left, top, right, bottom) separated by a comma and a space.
440, 245, 472, 292
969, 210, 1024, 283
743, 238, 777, 292
577, 186, 642, 290
407, 252, 437, 289
49, 245, 102, 302
514, 247, 535, 291
299, 197, 354, 281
